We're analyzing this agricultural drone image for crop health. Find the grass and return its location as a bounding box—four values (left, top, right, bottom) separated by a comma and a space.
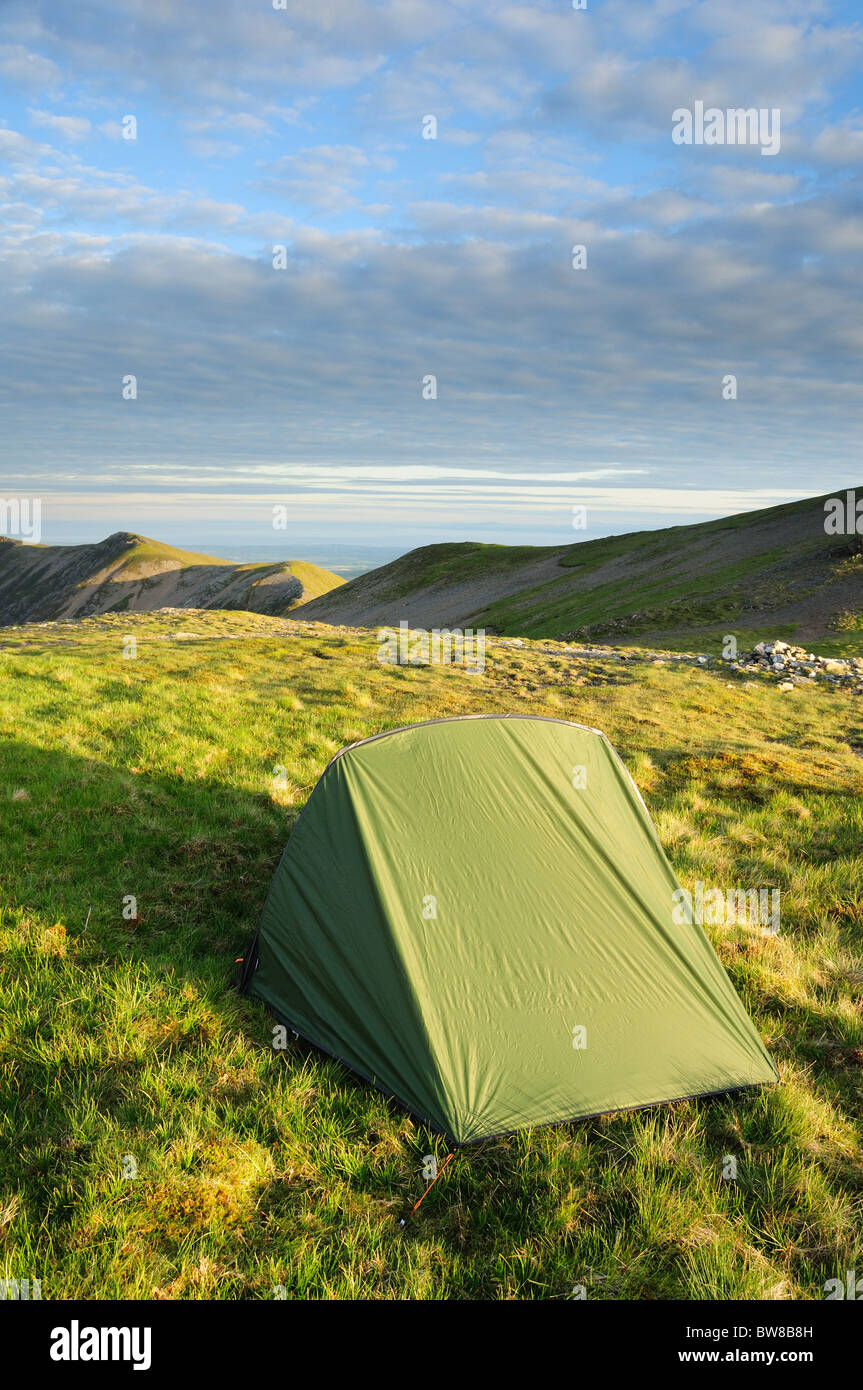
283, 559, 346, 603
478, 541, 845, 644
1, 610, 861, 1299
370, 541, 561, 600
107, 535, 234, 567
309, 490, 863, 656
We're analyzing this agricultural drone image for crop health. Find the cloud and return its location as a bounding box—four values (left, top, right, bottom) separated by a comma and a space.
259, 144, 396, 213
812, 119, 863, 164
28, 109, 92, 142
0, 0, 862, 545
0, 42, 60, 89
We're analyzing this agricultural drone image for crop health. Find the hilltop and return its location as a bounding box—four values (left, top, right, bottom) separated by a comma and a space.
0, 531, 343, 626
293, 489, 863, 656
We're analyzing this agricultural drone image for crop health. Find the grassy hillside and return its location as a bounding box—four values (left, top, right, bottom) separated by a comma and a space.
294, 490, 863, 656
1, 610, 861, 1299
0, 532, 344, 625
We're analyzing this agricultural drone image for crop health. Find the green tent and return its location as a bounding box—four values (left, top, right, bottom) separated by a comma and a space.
241, 715, 777, 1144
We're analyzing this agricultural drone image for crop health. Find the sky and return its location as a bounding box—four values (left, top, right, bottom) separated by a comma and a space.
0, 0, 862, 554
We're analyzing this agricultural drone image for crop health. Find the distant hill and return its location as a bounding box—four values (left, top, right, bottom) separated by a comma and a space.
0, 532, 344, 626
293, 490, 863, 653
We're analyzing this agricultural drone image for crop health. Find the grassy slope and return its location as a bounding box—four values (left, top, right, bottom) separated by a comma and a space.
484, 515, 863, 649
378, 542, 561, 597
281, 560, 347, 604
295, 491, 863, 656
99, 536, 232, 567
1, 610, 861, 1299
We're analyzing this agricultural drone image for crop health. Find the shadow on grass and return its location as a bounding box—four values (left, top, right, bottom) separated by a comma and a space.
0, 740, 444, 1234
2, 735, 856, 1279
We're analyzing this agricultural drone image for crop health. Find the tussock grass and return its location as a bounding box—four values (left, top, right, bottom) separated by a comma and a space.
0, 610, 861, 1300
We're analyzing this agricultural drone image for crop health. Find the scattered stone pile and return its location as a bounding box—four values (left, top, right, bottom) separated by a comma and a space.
496, 635, 863, 695
732, 640, 863, 693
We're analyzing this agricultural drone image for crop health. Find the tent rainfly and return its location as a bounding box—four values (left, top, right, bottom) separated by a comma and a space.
240, 715, 777, 1145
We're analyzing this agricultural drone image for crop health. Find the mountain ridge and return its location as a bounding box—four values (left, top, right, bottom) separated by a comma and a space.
292, 489, 863, 652
0, 531, 344, 625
